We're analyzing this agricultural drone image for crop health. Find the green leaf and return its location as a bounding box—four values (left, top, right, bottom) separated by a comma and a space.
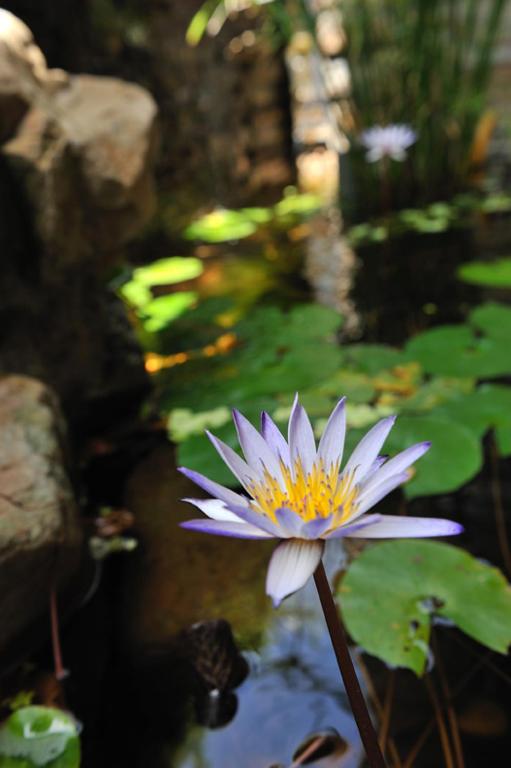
344, 344, 406, 374
143, 292, 197, 332
184, 209, 257, 242
385, 415, 482, 497
469, 302, 511, 340
0, 706, 80, 767
339, 540, 511, 675
458, 258, 511, 287
119, 279, 152, 309
405, 325, 511, 378
133, 257, 203, 286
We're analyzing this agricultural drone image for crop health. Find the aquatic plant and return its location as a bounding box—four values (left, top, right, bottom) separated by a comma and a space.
180, 396, 461, 767
360, 124, 417, 163
343, 0, 507, 216
0, 706, 80, 767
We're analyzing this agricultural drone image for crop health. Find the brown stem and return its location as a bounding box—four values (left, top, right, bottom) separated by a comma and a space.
50, 588, 66, 681
314, 561, 387, 768
289, 735, 325, 768
379, 670, 395, 757
357, 656, 403, 768
424, 675, 456, 768
433, 635, 465, 768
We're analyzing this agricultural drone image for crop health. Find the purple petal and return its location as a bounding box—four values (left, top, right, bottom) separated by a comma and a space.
317, 397, 346, 470
275, 507, 303, 537
325, 513, 382, 538
206, 431, 257, 490
288, 395, 316, 476
178, 467, 250, 508
261, 412, 291, 466
364, 455, 387, 481
300, 515, 333, 539
360, 442, 431, 498
227, 504, 283, 537
266, 538, 324, 607
343, 416, 396, 484
349, 471, 410, 520
343, 515, 463, 539
180, 518, 273, 539
183, 498, 242, 522
232, 409, 283, 482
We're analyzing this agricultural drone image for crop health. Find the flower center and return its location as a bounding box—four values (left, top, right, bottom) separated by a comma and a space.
247, 460, 358, 525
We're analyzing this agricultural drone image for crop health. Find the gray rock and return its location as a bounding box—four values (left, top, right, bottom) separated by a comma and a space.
0, 375, 82, 655
0, 12, 157, 421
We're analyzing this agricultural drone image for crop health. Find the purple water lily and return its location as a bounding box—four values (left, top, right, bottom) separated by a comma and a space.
180, 396, 462, 606
360, 124, 417, 162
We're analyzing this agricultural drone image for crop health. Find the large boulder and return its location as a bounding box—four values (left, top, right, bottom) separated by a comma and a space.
0, 375, 82, 657
0, 11, 157, 422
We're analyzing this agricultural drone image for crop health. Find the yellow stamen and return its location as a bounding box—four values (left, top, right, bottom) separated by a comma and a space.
247, 459, 358, 528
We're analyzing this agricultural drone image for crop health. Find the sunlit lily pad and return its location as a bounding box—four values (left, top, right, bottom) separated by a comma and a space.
184, 210, 257, 242
458, 258, 511, 287
133, 257, 203, 286
339, 540, 511, 675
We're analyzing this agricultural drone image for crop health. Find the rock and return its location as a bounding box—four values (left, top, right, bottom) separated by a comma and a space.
0, 12, 157, 421
0, 375, 82, 656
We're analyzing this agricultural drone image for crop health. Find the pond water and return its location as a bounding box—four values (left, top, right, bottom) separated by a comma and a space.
31, 208, 511, 768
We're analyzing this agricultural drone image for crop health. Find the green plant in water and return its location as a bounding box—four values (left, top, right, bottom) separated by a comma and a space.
340, 540, 511, 675
343, 0, 508, 216
0, 707, 80, 767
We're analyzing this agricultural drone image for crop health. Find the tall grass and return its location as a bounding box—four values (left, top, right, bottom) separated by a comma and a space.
343, 0, 507, 217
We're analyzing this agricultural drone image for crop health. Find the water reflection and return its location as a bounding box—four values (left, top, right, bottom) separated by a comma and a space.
170, 549, 363, 768
121, 447, 363, 768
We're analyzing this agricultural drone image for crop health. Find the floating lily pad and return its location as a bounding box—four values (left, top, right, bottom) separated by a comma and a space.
458, 258, 511, 287
385, 415, 482, 497
0, 706, 80, 767
469, 302, 511, 340
339, 540, 511, 675
404, 325, 510, 378
133, 257, 203, 286
184, 210, 257, 242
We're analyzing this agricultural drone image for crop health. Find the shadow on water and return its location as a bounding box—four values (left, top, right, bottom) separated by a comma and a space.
80, 444, 362, 768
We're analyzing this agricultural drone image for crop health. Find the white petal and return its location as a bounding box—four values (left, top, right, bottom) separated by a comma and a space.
288, 395, 316, 476
261, 412, 291, 466
343, 515, 463, 538
346, 471, 410, 523
360, 442, 430, 498
343, 416, 396, 484
181, 518, 273, 539
317, 397, 346, 470
232, 410, 283, 482
183, 498, 242, 522
266, 538, 324, 607
206, 431, 258, 491
179, 467, 250, 508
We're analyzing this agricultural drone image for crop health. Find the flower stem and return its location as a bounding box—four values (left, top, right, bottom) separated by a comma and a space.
313, 561, 387, 768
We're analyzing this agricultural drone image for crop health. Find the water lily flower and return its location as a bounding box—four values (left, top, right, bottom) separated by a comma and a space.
180, 397, 462, 606
360, 124, 417, 162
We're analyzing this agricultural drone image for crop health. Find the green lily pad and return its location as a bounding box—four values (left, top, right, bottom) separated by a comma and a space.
0, 706, 80, 767
339, 540, 511, 675
142, 292, 198, 332
385, 415, 482, 497
469, 302, 511, 340
343, 344, 406, 375
458, 258, 511, 287
184, 209, 257, 242
404, 325, 511, 378
133, 257, 203, 286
